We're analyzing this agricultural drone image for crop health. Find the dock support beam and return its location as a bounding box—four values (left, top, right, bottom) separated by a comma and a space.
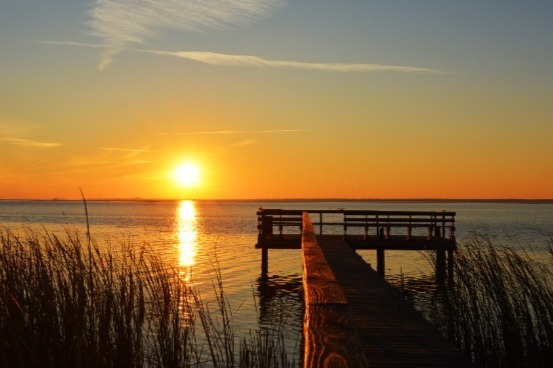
259, 214, 273, 280
447, 249, 455, 286
436, 249, 446, 284
261, 247, 268, 280
377, 248, 385, 276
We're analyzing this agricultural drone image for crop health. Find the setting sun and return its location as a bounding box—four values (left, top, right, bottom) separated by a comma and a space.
173, 162, 201, 188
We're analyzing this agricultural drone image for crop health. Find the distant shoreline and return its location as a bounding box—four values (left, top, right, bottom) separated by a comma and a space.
2, 198, 553, 204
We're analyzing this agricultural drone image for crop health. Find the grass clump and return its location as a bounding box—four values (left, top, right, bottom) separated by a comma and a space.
0, 228, 294, 368
426, 236, 553, 368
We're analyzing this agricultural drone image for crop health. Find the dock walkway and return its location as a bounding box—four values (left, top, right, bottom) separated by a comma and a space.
316, 234, 472, 367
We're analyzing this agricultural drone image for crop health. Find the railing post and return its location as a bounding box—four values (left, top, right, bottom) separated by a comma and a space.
261, 215, 273, 238
360, 213, 367, 239
450, 219, 456, 240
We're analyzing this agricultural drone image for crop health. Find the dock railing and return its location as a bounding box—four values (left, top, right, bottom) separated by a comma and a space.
257, 208, 457, 281
257, 208, 456, 240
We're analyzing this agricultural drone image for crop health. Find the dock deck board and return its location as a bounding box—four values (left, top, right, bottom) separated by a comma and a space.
316, 235, 472, 367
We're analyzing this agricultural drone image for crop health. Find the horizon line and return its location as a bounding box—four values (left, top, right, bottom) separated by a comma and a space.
2, 198, 553, 203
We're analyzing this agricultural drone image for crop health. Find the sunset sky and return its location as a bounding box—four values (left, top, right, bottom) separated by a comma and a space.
1, 1, 553, 200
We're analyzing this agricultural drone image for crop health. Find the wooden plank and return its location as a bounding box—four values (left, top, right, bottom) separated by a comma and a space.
343, 210, 456, 216
304, 304, 368, 368
344, 218, 454, 223
316, 236, 473, 367
302, 213, 347, 306
302, 212, 369, 368
257, 234, 456, 251
255, 235, 301, 249
347, 237, 457, 251
259, 209, 456, 217
271, 216, 303, 221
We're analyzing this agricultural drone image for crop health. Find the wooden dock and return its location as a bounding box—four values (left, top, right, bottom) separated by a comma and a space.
257, 209, 473, 368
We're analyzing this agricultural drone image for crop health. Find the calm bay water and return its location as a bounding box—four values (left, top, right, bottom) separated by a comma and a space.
1, 199, 553, 358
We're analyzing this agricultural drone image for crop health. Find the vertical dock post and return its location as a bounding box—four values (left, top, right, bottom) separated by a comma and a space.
447, 249, 455, 286
377, 248, 385, 276
436, 249, 446, 284
259, 213, 272, 279
261, 247, 268, 279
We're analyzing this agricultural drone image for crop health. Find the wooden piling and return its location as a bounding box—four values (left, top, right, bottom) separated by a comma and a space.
261, 247, 268, 279
377, 248, 385, 276
447, 249, 455, 286
436, 249, 447, 284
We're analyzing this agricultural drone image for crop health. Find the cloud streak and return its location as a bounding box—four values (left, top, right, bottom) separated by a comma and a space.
160, 129, 311, 135
1, 137, 62, 148
44, 41, 442, 74
101, 146, 154, 155
151, 50, 442, 74
89, 0, 287, 68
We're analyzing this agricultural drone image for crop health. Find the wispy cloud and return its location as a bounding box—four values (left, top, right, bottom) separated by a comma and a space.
89, 0, 287, 68
1, 137, 62, 148
62, 146, 157, 173
97, 146, 157, 165
160, 129, 311, 135
0, 118, 62, 148
0, 117, 43, 135
153, 50, 442, 74
44, 41, 442, 74
227, 140, 256, 148
101, 146, 154, 155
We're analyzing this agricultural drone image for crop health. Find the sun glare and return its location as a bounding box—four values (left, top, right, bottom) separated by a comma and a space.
173, 162, 201, 187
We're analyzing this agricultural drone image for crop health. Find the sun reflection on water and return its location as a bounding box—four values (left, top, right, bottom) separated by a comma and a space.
176, 200, 197, 281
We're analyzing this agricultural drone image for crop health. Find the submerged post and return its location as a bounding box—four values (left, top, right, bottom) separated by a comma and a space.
377, 248, 385, 276
258, 210, 273, 279
261, 247, 268, 279
447, 249, 455, 286
436, 249, 446, 284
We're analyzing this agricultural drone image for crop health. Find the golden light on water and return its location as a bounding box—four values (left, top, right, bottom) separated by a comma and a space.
176, 200, 197, 280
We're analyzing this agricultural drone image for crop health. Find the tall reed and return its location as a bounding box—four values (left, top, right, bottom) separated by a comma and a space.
425, 236, 553, 368
0, 228, 294, 368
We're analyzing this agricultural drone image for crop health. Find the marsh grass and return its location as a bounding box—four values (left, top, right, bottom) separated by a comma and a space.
425, 236, 553, 368
0, 228, 294, 368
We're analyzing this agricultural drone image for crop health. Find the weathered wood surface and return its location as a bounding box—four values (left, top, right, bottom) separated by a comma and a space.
302, 212, 346, 305
317, 235, 473, 367
256, 234, 301, 249
302, 212, 369, 368
258, 234, 455, 251
304, 304, 368, 368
